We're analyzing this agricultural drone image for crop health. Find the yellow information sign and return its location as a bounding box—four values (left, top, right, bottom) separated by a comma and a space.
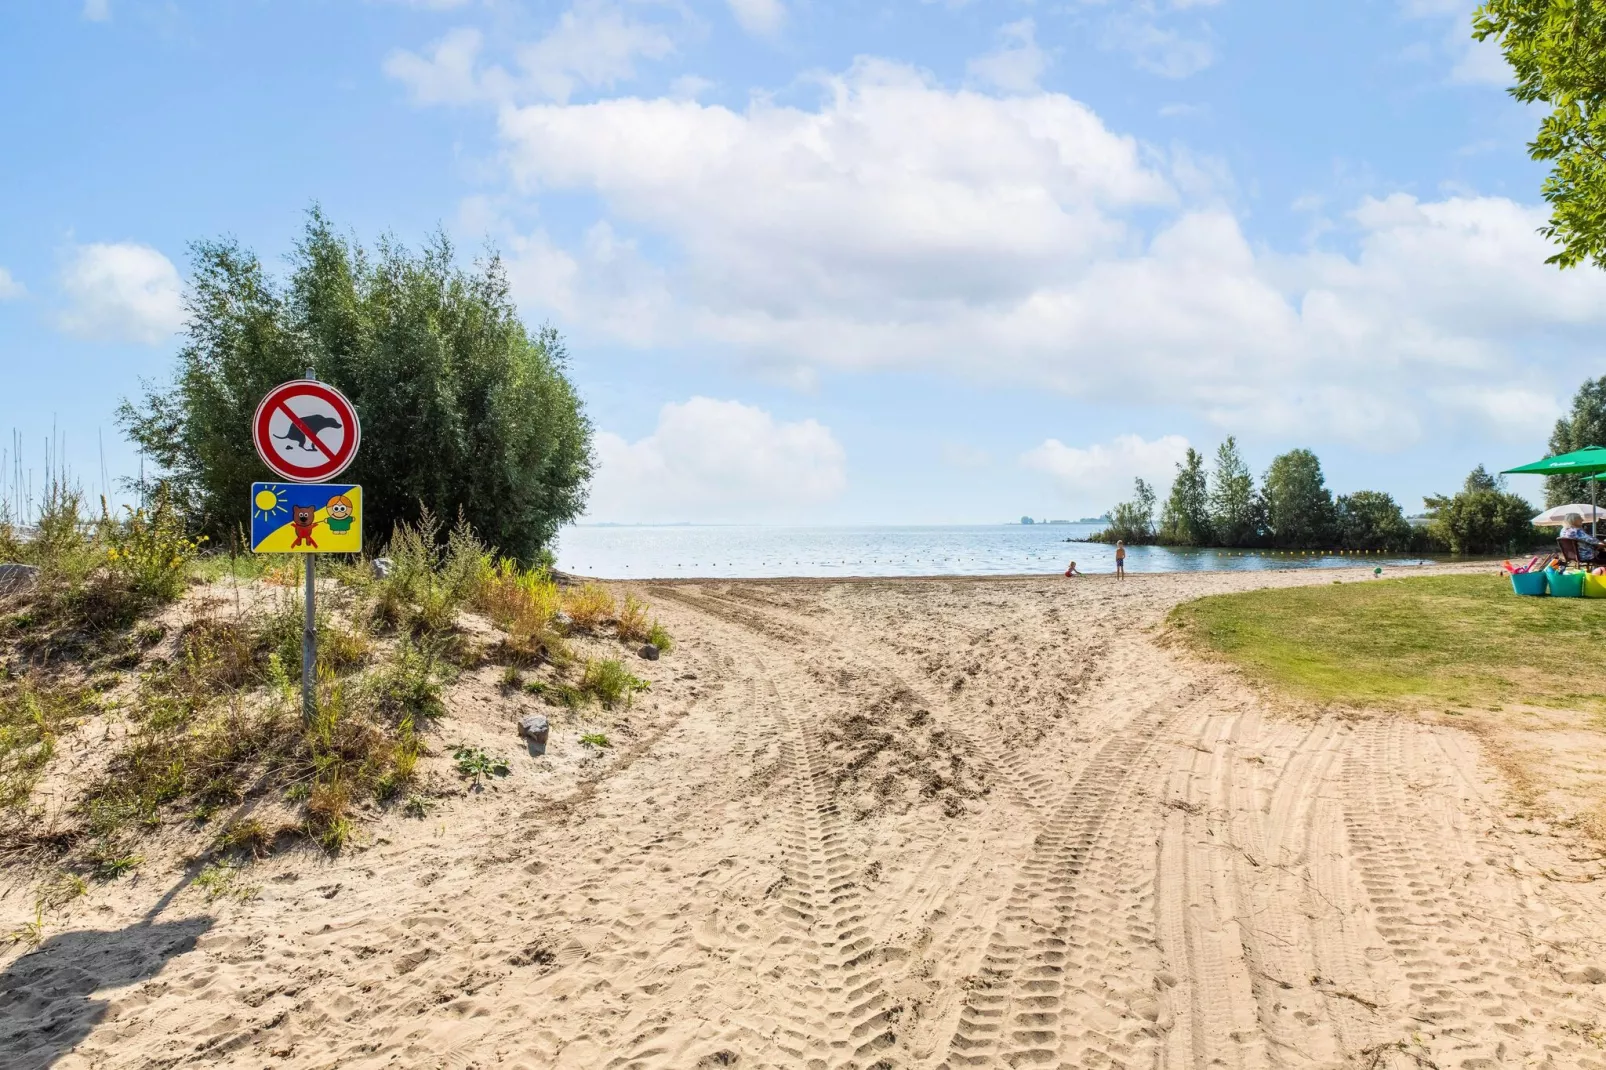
250, 482, 363, 553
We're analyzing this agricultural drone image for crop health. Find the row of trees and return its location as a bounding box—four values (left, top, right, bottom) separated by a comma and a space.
1094, 438, 1540, 555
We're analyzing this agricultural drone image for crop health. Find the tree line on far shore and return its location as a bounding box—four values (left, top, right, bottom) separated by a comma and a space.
1094, 378, 1606, 556
1092, 445, 1545, 558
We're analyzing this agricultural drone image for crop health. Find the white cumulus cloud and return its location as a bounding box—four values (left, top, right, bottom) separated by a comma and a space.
58, 243, 184, 344
385, 0, 674, 105
1022, 434, 1191, 505
586, 398, 847, 523
727, 0, 786, 37
0, 268, 24, 301
967, 19, 1049, 93
480, 54, 1606, 449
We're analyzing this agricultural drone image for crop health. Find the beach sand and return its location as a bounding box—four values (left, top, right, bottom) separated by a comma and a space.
6, 564, 1606, 1069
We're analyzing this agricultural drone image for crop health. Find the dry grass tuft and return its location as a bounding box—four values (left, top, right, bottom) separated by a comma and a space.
563, 582, 616, 632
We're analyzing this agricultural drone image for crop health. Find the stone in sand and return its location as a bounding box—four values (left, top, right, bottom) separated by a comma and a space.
0, 564, 38, 597
639, 643, 660, 661
519, 714, 550, 756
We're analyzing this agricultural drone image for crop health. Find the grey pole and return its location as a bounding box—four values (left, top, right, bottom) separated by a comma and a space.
302, 365, 317, 724
303, 554, 316, 723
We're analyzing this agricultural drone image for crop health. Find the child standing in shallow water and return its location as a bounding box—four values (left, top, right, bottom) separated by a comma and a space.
1115, 541, 1126, 579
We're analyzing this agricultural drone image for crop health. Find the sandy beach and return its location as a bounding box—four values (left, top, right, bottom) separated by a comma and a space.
6, 563, 1606, 1069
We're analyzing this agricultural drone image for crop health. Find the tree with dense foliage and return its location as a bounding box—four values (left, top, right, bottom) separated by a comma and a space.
1260, 449, 1337, 549
1473, 1, 1606, 269
1095, 478, 1157, 544
1424, 468, 1540, 554
1334, 490, 1414, 551
1207, 436, 1259, 547
120, 210, 594, 563
1158, 448, 1213, 546
1540, 377, 1606, 506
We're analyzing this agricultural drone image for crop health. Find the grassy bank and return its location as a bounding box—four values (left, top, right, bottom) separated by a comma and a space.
1168, 574, 1606, 713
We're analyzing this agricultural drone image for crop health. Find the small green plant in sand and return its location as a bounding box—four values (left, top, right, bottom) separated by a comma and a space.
402, 793, 432, 819
195, 860, 259, 902
580, 732, 612, 749
452, 746, 510, 787
6, 901, 44, 948
1169, 574, 1606, 712
645, 621, 674, 653
500, 665, 523, 689
580, 658, 648, 708
39, 871, 89, 908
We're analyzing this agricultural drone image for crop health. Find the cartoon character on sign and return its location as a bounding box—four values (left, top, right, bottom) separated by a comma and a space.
290, 504, 319, 549
325, 495, 354, 534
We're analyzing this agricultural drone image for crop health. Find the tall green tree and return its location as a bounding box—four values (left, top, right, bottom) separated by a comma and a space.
1261, 449, 1336, 549
1463, 464, 1503, 494
1158, 448, 1212, 546
1543, 377, 1606, 505
1208, 436, 1258, 546
121, 210, 594, 562
1473, 1, 1606, 268
1335, 490, 1414, 551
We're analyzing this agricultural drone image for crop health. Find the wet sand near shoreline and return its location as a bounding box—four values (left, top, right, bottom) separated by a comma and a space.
6, 563, 1606, 1069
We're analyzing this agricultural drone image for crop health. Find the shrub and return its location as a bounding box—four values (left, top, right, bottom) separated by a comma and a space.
118, 211, 594, 565
99, 492, 206, 605
580, 658, 648, 708
1335, 490, 1415, 551
616, 594, 650, 643
1425, 487, 1540, 555
645, 621, 674, 653
1092, 479, 1157, 545
563, 582, 616, 632
358, 640, 445, 725
476, 558, 565, 663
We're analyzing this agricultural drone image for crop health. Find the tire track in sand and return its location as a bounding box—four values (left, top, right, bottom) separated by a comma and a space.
643, 590, 902, 1069
656, 582, 1184, 1070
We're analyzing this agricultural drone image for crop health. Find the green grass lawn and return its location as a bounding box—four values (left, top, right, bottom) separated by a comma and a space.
1168, 575, 1606, 712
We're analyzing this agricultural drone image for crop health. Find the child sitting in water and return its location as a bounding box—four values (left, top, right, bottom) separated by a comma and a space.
1064, 560, 1083, 577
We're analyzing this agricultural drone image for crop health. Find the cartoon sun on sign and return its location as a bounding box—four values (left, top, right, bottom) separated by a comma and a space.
253, 485, 290, 524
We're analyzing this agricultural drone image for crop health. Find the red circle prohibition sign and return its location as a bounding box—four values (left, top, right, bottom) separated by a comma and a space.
252, 380, 362, 482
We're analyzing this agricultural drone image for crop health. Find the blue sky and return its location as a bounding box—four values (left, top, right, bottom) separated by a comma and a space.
1, 0, 1599, 526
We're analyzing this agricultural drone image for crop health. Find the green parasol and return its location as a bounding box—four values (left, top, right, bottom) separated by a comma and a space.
1503, 446, 1606, 538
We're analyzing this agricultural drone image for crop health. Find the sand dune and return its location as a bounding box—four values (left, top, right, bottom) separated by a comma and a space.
6, 565, 1606, 1069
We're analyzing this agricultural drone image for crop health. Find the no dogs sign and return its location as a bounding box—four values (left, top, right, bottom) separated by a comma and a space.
252, 379, 361, 483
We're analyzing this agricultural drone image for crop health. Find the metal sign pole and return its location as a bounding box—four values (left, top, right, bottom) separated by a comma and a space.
303, 554, 316, 723
302, 367, 317, 725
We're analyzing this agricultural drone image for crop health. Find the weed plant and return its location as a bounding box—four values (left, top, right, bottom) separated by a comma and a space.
580, 658, 648, 708
0, 671, 91, 809
616, 594, 649, 642
563, 582, 616, 632
6, 482, 202, 639
452, 745, 509, 786
645, 621, 674, 652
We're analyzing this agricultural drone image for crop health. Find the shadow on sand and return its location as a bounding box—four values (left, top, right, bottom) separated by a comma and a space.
0, 915, 214, 1069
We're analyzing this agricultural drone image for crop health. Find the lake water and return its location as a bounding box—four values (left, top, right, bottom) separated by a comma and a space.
553, 524, 1437, 579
